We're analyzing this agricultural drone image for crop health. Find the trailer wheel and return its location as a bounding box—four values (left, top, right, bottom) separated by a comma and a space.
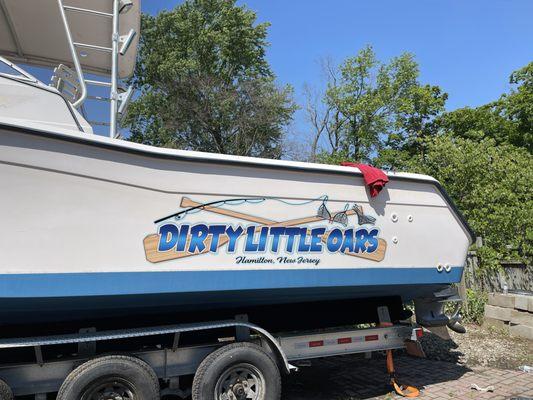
0, 379, 13, 400
192, 342, 281, 400
57, 355, 159, 400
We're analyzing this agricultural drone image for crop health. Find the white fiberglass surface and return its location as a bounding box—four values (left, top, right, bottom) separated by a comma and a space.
0, 130, 472, 275
0, 76, 80, 131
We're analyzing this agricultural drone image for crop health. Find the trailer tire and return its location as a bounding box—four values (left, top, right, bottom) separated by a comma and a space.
192, 342, 281, 400
57, 355, 159, 400
0, 379, 13, 400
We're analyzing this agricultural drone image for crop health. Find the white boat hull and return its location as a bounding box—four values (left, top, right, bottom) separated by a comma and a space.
0, 123, 473, 325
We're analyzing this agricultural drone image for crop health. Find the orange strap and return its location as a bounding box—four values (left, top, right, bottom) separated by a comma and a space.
386, 350, 420, 398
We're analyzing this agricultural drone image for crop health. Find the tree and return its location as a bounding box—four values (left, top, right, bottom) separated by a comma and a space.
125, 0, 296, 158
305, 46, 447, 166
437, 62, 532, 152
497, 62, 532, 151
401, 135, 532, 272
306, 54, 532, 274
436, 106, 518, 145
303, 58, 345, 162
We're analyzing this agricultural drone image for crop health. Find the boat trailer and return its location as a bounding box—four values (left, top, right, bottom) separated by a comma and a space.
0, 307, 423, 398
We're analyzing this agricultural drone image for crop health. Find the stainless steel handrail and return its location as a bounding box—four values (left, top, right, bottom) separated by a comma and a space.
0, 55, 39, 83
56, 0, 121, 137
56, 0, 88, 109
109, 0, 120, 138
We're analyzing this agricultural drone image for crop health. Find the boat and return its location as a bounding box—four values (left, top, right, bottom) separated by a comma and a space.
0, 0, 474, 330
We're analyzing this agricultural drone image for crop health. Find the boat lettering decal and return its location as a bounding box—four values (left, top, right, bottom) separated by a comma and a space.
143, 196, 387, 264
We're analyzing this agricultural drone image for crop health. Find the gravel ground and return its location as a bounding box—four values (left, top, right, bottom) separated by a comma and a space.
420, 323, 533, 369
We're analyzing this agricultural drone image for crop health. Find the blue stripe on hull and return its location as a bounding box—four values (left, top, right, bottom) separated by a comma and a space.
0, 266, 463, 298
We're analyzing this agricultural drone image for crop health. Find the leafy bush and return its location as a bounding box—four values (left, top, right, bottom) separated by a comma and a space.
401, 135, 532, 274
460, 289, 488, 325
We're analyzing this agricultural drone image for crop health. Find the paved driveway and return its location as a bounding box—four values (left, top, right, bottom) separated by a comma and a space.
282, 354, 533, 399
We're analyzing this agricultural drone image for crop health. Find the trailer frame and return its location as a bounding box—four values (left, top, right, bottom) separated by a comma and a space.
0, 305, 423, 398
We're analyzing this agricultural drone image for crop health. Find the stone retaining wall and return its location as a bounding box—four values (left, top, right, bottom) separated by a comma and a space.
483, 292, 533, 340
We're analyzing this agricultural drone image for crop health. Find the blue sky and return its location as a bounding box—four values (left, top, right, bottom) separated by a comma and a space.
145, 0, 533, 140
241, 0, 532, 109
25, 0, 533, 138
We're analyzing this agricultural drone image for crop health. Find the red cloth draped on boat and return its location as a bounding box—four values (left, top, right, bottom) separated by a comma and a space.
340, 162, 389, 198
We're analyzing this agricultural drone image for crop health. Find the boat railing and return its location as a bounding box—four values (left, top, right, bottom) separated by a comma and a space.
56, 0, 136, 138
0, 55, 40, 84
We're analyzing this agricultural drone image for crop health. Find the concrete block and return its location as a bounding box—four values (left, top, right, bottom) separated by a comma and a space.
513, 294, 533, 312
510, 324, 533, 340
510, 309, 533, 327
483, 317, 509, 332
487, 292, 533, 312
514, 295, 528, 311
488, 293, 515, 308
484, 304, 513, 321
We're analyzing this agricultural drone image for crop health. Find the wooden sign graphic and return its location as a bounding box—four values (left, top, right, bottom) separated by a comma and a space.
144, 197, 387, 263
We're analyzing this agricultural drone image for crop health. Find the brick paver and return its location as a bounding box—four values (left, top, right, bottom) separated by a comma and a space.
283, 354, 533, 399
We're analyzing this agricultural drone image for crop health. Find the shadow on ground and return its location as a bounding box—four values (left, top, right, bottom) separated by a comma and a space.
419, 332, 465, 363
282, 353, 471, 400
